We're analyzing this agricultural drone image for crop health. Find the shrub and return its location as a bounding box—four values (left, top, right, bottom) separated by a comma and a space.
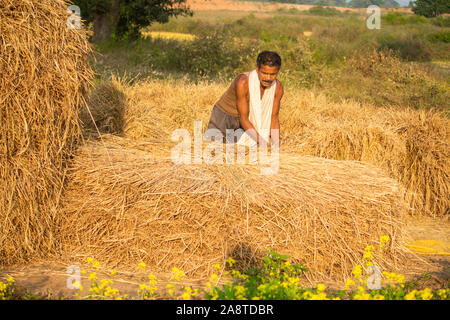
382, 12, 427, 24
430, 15, 450, 27
171, 30, 256, 79
306, 6, 342, 17
377, 33, 432, 61
427, 31, 450, 43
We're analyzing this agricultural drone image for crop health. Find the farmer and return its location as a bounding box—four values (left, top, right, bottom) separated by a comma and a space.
205, 51, 284, 147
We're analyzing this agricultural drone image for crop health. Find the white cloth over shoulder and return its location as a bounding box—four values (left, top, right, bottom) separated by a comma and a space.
236, 69, 277, 147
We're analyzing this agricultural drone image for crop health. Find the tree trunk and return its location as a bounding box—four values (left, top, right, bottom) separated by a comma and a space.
92, 0, 121, 43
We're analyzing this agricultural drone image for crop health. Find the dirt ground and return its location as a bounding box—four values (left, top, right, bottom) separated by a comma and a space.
185, 0, 413, 14
1, 215, 448, 299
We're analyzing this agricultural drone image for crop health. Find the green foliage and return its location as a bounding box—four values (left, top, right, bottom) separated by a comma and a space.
73, 0, 193, 41
427, 31, 450, 43
203, 249, 450, 300
204, 249, 313, 300
382, 12, 428, 24
93, 11, 448, 110
305, 6, 343, 16
430, 15, 450, 27
377, 33, 432, 61
349, 0, 386, 8
411, 0, 450, 18
169, 30, 256, 79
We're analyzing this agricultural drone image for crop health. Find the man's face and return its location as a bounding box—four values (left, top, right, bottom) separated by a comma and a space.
256, 64, 279, 89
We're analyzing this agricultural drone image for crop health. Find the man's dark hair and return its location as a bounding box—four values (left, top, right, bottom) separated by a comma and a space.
257, 51, 282, 69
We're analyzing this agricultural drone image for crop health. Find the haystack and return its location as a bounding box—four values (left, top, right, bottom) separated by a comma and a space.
85, 78, 449, 217
0, 0, 93, 265
60, 139, 409, 282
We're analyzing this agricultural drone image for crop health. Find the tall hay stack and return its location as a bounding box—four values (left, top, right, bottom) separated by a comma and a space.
0, 0, 93, 265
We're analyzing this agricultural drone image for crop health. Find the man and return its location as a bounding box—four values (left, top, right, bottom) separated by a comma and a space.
206, 51, 284, 147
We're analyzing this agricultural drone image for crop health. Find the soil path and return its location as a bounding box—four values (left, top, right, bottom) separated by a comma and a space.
1, 216, 448, 299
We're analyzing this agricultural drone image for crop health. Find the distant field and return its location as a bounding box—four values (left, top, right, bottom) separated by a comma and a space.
186, 0, 413, 14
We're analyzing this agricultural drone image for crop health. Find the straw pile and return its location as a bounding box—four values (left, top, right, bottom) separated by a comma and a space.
0, 0, 93, 265
85, 78, 449, 217
63, 57, 447, 282
60, 139, 409, 282
279, 91, 449, 218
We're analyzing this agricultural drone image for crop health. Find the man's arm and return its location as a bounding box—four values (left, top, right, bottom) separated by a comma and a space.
235, 74, 266, 145
270, 80, 283, 147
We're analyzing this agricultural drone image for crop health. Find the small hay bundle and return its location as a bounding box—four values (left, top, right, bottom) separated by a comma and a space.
0, 0, 93, 264
387, 109, 450, 217
60, 141, 409, 282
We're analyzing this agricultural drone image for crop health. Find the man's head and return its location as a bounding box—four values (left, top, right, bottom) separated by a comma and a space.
256, 51, 281, 89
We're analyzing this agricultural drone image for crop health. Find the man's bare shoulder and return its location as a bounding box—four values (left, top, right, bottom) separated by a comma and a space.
275, 79, 284, 97
234, 73, 249, 93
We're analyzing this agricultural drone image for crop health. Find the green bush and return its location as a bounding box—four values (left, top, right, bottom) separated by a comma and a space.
427, 31, 450, 43
169, 30, 256, 79
377, 33, 432, 61
305, 6, 343, 17
382, 12, 427, 24
203, 246, 450, 300
430, 15, 450, 27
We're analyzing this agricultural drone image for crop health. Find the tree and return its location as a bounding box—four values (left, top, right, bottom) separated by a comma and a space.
384, 0, 400, 7
349, 0, 386, 8
73, 0, 193, 42
411, 0, 450, 17
334, 0, 347, 7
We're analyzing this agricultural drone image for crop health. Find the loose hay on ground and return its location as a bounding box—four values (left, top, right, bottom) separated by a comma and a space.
60, 140, 410, 283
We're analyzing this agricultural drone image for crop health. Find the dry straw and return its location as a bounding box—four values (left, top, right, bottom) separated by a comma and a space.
60, 140, 409, 282
0, 0, 93, 265
85, 77, 449, 218
75, 76, 448, 281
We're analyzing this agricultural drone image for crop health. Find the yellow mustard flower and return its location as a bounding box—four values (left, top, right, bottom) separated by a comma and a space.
380, 235, 390, 248
317, 283, 326, 292
420, 288, 433, 300
171, 267, 185, 281
302, 291, 313, 299
404, 290, 417, 300
353, 265, 363, 279
345, 278, 355, 289
181, 292, 191, 300
226, 257, 235, 267
137, 262, 146, 270
92, 260, 100, 270
209, 273, 219, 283
437, 289, 447, 299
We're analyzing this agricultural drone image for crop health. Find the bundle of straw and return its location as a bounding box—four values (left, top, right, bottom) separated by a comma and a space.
0, 0, 93, 265
60, 140, 409, 282
85, 78, 449, 217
